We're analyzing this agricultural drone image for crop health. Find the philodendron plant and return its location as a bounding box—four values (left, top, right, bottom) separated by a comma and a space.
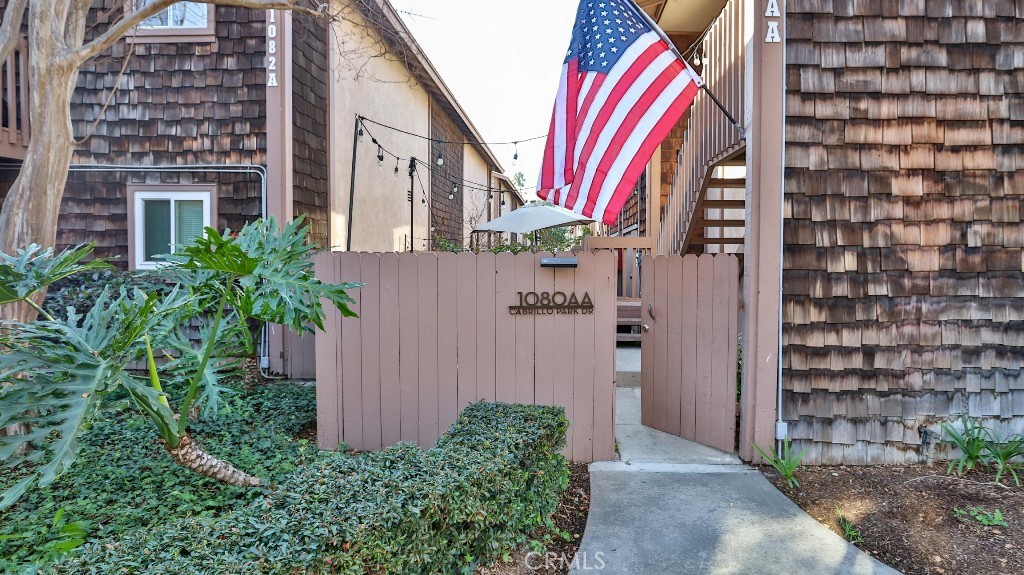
0, 217, 360, 510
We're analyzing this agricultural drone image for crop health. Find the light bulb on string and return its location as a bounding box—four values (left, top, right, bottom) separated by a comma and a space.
394, 158, 400, 176
377, 146, 384, 166
436, 153, 444, 167
357, 124, 364, 142
449, 184, 458, 200
513, 142, 519, 161
693, 52, 702, 66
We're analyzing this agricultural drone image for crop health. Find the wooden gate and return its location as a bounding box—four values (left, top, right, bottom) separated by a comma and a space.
640, 254, 740, 453
314, 251, 617, 463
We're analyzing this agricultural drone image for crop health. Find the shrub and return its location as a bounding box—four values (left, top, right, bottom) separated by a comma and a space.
0, 383, 316, 572
54, 402, 569, 575
42, 268, 172, 316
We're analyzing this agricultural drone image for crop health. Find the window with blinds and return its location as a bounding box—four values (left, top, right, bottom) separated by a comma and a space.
134, 191, 211, 269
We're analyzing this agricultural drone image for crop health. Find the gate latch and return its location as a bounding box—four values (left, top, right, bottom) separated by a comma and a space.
647, 303, 656, 320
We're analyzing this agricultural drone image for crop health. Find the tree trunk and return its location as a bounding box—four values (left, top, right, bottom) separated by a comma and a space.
0, 2, 84, 443
0, 3, 81, 324
242, 355, 265, 388
164, 435, 262, 487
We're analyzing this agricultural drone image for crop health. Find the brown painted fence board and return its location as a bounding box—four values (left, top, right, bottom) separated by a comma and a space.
314, 254, 339, 450
455, 254, 478, 411
339, 252, 363, 451
398, 254, 419, 443
640, 258, 655, 427
437, 253, 459, 433
315, 252, 616, 462
417, 254, 440, 446
494, 253, 517, 404
641, 254, 740, 453
515, 255, 536, 405
592, 251, 617, 461
534, 252, 556, 408
379, 253, 402, 448
694, 255, 715, 447
572, 252, 596, 461
476, 253, 497, 403
360, 254, 383, 451
552, 253, 578, 458
680, 255, 699, 440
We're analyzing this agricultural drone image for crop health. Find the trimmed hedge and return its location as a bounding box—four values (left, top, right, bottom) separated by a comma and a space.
54, 403, 569, 575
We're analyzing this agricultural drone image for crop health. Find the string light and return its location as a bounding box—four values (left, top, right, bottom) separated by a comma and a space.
360, 120, 526, 201
513, 142, 519, 161
357, 124, 364, 142
436, 153, 444, 167
361, 116, 546, 147
377, 144, 384, 166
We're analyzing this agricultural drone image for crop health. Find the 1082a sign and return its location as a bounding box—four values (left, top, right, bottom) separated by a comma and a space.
510, 292, 595, 315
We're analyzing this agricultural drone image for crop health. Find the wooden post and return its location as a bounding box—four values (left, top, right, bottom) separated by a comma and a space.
738, 0, 785, 462
266, 9, 294, 375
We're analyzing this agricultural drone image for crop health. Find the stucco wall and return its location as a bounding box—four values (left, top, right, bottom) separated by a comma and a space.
328, 10, 431, 252
462, 145, 491, 245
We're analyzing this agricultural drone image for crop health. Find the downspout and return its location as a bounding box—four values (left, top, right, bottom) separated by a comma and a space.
776, 5, 789, 455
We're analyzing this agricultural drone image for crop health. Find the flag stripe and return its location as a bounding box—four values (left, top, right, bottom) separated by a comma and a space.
563, 59, 579, 185
595, 80, 701, 224
571, 47, 677, 213
536, 1, 702, 225
564, 36, 666, 209
583, 59, 684, 217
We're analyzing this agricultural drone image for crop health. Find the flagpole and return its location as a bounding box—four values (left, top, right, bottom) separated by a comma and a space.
631, 1, 745, 139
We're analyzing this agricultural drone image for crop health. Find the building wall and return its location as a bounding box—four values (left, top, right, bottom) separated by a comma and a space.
62, 3, 268, 268
462, 144, 491, 246
292, 13, 331, 249
783, 0, 1024, 464
328, 9, 430, 252
429, 100, 464, 247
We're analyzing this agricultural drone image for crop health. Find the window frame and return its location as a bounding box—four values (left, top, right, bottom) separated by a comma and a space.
128, 184, 217, 270
125, 1, 217, 44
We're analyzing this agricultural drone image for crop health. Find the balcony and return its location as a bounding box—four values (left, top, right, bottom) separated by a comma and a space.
1, 36, 29, 161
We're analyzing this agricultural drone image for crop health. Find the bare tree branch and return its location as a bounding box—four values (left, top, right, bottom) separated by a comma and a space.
74, 37, 136, 145
75, 0, 322, 65
0, 0, 29, 63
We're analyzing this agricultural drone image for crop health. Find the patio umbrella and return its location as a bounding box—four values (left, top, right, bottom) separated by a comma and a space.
473, 202, 594, 234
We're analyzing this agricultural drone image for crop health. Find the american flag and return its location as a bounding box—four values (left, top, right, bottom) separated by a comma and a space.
537, 0, 702, 225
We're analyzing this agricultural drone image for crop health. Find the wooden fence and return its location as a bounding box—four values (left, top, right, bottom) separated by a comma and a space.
314, 251, 617, 462
641, 254, 740, 453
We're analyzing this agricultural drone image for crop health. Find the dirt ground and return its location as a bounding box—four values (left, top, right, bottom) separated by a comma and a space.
761, 464, 1024, 575
479, 462, 591, 575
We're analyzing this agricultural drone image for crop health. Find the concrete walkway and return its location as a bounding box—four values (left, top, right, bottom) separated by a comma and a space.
570, 388, 901, 575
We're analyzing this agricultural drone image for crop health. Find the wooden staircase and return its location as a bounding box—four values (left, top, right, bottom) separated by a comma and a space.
616, 298, 642, 343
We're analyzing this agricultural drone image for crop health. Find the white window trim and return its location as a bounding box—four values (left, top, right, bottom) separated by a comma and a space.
132, 190, 212, 270
126, 2, 217, 43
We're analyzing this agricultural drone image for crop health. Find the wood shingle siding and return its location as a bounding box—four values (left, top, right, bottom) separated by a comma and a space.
57, 3, 268, 267
784, 0, 1024, 464
429, 101, 465, 247
291, 13, 330, 249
